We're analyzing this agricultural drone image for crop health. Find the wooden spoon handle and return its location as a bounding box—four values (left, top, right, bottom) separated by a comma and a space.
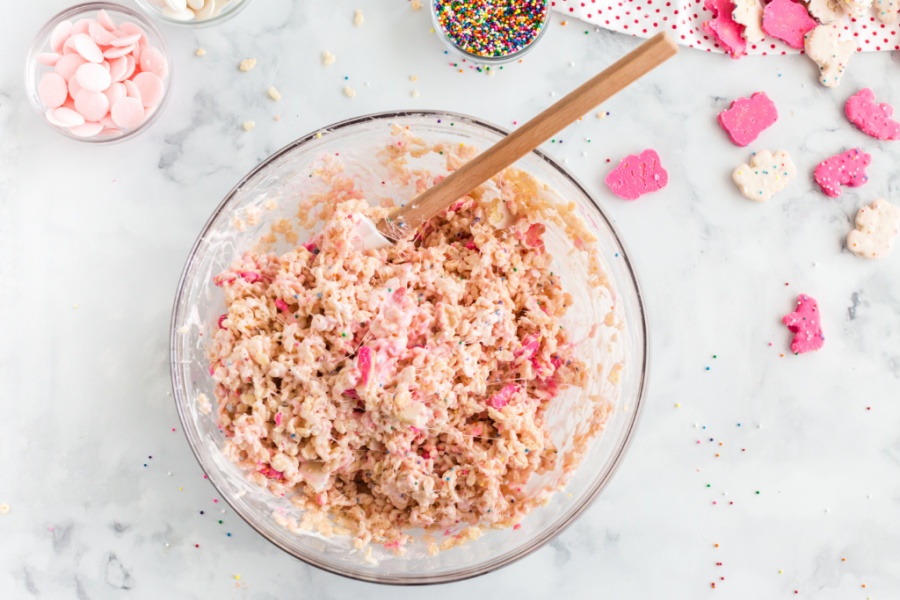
376, 32, 678, 241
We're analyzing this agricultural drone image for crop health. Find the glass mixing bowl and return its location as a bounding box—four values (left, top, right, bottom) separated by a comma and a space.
170, 111, 648, 584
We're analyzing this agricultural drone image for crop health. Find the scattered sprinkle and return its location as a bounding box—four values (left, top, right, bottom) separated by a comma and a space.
238, 58, 257, 72
322, 51, 336, 66
353, 8, 365, 26
0, 504, 9, 515
195, 48, 206, 57
409, 75, 419, 82
411, 90, 420, 98
267, 86, 282, 101
242, 121, 256, 131
343, 85, 357, 98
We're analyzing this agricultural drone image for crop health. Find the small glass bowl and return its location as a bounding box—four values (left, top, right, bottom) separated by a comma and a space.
25, 2, 172, 144
133, 0, 251, 27
430, 0, 551, 65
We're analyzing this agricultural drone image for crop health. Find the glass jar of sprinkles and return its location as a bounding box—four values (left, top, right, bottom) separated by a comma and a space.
431, 0, 551, 65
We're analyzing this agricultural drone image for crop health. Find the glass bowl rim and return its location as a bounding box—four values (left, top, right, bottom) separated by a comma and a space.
24, 1, 173, 145
132, 0, 252, 28
169, 109, 650, 585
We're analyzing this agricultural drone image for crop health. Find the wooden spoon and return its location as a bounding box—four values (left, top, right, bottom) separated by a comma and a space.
356, 32, 678, 249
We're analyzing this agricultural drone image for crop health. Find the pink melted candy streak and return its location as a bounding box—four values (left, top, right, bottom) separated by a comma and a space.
357, 346, 374, 385
239, 271, 263, 283
782, 294, 824, 354
702, 0, 747, 58
489, 384, 520, 409
813, 149, 871, 198
845, 89, 900, 141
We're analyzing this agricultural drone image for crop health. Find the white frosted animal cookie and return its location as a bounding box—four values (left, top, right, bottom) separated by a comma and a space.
733, 0, 766, 42
847, 199, 900, 259
806, 0, 846, 24
805, 23, 855, 88
732, 150, 796, 202
875, 0, 899, 23
839, 0, 873, 15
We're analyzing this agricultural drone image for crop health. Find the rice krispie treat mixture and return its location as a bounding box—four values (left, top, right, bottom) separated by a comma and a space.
207, 130, 620, 551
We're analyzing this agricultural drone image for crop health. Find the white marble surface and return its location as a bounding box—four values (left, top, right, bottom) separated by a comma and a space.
2, 1, 900, 597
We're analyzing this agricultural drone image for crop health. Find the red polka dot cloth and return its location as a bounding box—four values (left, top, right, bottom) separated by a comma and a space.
551, 0, 900, 54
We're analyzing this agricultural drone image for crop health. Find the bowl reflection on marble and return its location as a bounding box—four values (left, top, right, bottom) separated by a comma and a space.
170, 111, 648, 584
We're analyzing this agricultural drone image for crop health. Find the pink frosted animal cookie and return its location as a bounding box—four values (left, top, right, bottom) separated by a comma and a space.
703, 0, 747, 58
718, 92, 778, 147
782, 294, 824, 354
762, 0, 817, 48
845, 88, 900, 141
605, 149, 669, 200
813, 148, 871, 198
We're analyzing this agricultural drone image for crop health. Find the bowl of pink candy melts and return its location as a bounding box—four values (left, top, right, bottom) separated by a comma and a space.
25, 2, 172, 143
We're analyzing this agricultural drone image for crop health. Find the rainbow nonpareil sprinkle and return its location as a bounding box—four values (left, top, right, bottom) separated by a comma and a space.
433, 0, 549, 59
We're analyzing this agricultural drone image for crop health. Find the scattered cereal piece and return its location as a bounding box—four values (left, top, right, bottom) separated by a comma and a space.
0, 504, 9, 515
353, 8, 365, 26
703, 0, 747, 58
409, 75, 419, 82
195, 47, 206, 57
807, 0, 846, 24
805, 23, 855, 88
813, 148, 870, 197
847, 199, 900, 259
343, 85, 357, 98
197, 393, 212, 415
718, 92, 778, 147
845, 88, 900, 141
267, 86, 282, 101
762, 0, 817, 48
732, 150, 796, 202
273, 114, 281, 121
732, 0, 765, 43
840, 0, 874, 16
411, 0, 422, 9
875, 0, 899, 22
322, 51, 336, 66
242, 121, 255, 131
605, 149, 669, 200
411, 90, 420, 98
782, 294, 824, 354
239, 58, 257, 72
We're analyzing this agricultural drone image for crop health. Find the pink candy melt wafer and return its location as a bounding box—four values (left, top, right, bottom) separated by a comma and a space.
762, 0, 817, 48
813, 148, 871, 197
74, 62, 111, 92
139, 47, 168, 79
132, 72, 164, 108
782, 294, 824, 354
845, 88, 900, 141
38, 73, 68, 109
718, 92, 778, 146
605, 149, 669, 200
110, 97, 145, 128
74, 90, 110, 122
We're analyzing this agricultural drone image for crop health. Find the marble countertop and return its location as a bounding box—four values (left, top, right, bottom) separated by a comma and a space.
2, 1, 899, 597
